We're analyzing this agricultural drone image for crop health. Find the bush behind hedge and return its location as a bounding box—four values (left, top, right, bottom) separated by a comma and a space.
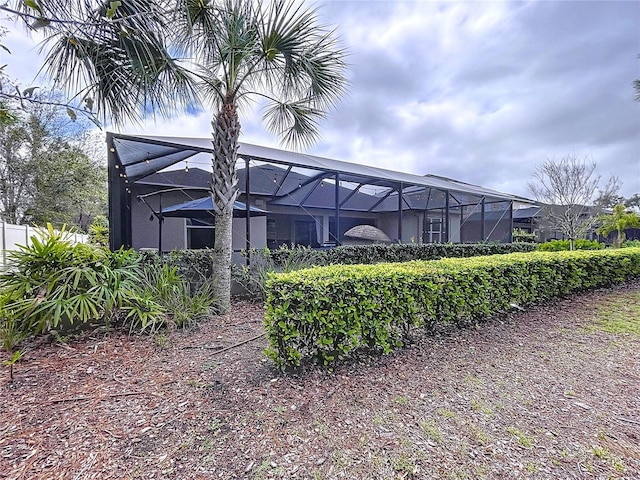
264, 248, 640, 369
537, 239, 604, 251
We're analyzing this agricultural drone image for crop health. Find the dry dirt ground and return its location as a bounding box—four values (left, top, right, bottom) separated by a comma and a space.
1, 281, 639, 480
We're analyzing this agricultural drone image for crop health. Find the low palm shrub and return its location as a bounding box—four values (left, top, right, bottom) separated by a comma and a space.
0, 225, 215, 348
0, 225, 152, 336
135, 263, 218, 331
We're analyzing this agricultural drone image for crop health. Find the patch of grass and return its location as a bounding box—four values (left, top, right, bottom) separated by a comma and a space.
591, 445, 626, 473
436, 407, 456, 419
201, 361, 220, 371
395, 395, 409, 405
506, 426, 534, 448
463, 374, 483, 387
468, 423, 490, 444
251, 460, 274, 480
471, 399, 494, 416
153, 332, 169, 349
392, 452, 420, 475
419, 419, 442, 442
313, 419, 329, 435
207, 418, 222, 436
588, 291, 640, 336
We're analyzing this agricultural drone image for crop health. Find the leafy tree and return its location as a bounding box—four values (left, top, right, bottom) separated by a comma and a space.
527, 155, 619, 250
625, 193, 640, 211
0, 91, 106, 229
596, 204, 640, 248
0, 115, 34, 223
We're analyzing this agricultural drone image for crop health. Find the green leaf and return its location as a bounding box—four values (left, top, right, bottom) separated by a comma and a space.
24, 0, 42, 15
106, 1, 122, 19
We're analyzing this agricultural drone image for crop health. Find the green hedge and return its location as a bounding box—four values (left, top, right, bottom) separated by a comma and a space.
255, 242, 537, 270
322, 242, 536, 265
537, 239, 605, 251
264, 248, 640, 368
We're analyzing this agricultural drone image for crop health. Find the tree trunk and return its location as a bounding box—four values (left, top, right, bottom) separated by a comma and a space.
211, 209, 234, 312
210, 101, 240, 313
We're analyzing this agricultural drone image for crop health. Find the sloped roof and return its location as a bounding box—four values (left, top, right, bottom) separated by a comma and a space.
110, 133, 531, 203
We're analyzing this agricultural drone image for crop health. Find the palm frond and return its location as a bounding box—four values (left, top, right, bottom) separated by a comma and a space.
29, 0, 199, 126
263, 99, 323, 149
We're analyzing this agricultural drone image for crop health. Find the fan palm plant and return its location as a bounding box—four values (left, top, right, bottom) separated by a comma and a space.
172, 0, 347, 310
597, 204, 640, 248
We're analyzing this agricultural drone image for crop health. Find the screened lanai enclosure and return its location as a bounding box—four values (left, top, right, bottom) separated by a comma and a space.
107, 133, 530, 255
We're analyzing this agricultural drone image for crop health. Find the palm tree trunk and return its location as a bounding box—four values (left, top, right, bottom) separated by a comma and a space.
210, 102, 240, 313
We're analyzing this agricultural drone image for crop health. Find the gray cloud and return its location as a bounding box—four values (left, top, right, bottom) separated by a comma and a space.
308, 0, 640, 198
4, 0, 636, 199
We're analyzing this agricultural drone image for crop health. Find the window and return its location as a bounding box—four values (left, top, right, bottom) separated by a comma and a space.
187, 219, 215, 249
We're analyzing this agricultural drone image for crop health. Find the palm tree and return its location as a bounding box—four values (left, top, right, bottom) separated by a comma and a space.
4, 0, 197, 125
9, 0, 347, 312
597, 204, 640, 248
173, 0, 347, 311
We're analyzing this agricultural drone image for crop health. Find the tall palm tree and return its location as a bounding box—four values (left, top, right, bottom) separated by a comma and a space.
173, 0, 347, 311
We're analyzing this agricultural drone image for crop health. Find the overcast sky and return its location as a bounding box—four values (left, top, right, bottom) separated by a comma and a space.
2, 0, 639, 199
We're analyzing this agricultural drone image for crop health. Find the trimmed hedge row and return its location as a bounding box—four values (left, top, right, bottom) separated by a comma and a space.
268, 242, 537, 267
264, 248, 640, 369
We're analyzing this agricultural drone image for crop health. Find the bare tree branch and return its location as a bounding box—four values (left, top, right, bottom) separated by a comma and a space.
527, 155, 619, 250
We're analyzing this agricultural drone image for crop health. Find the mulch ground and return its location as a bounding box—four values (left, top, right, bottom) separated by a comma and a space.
1, 281, 639, 480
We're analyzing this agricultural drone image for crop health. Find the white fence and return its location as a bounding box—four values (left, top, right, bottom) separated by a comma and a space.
1, 223, 88, 266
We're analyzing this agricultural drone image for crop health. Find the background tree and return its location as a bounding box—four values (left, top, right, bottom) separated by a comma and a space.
0, 90, 106, 229
596, 204, 640, 247
527, 155, 619, 250
625, 193, 640, 212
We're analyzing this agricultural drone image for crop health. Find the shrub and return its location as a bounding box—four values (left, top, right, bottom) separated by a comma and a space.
134, 263, 218, 331
537, 239, 604, 251
233, 245, 326, 299
622, 240, 640, 248
0, 225, 165, 343
324, 242, 536, 265
139, 249, 216, 292
88, 215, 109, 246
264, 248, 640, 369
230, 243, 536, 298
512, 228, 537, 243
